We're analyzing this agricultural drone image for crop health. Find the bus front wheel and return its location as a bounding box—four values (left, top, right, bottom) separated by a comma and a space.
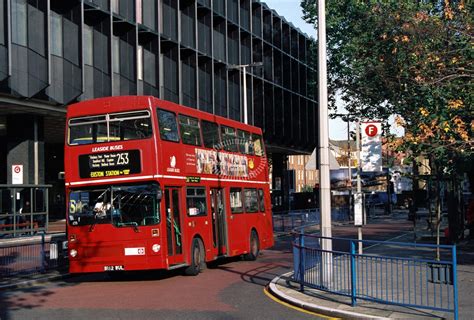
243, 230, 259, 261
185, 238, 205, 276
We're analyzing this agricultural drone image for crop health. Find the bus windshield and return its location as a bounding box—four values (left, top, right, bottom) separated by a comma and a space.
68, 183, 161, 227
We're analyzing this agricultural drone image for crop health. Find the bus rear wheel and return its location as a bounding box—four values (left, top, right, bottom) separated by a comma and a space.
243, 230, 259, 261
185, 238, 205, 276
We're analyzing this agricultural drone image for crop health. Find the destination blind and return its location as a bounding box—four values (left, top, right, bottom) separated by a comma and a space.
79, 150, 141, 179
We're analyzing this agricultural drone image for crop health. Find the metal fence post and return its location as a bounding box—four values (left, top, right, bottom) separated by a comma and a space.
452, 245, 458, 320
41, 232, 46, 273
299, 232, 305, 292
350, 240, 357, 306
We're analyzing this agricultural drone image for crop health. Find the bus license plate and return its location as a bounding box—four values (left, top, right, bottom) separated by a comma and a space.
104, 265, 124, 271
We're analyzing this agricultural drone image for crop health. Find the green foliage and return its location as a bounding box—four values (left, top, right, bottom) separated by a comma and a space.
301, 0, 473, 175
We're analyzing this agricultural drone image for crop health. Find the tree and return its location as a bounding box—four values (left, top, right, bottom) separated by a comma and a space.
302, 0, 473, 246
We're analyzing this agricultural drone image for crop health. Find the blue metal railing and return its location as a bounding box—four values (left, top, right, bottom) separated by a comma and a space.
0, 233, 67, 277
292, 234, 458, 319
273, 207, 350, 232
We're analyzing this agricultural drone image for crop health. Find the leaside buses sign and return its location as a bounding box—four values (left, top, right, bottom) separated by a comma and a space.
79, 150, 141, 178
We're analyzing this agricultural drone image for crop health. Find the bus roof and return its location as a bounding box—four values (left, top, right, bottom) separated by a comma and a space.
67, 96, 263, 135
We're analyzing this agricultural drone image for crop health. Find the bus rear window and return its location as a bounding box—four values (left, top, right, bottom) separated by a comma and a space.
68, 111, 152, 145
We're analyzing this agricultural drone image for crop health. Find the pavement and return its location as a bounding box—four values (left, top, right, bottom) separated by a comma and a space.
2, 212, 474, 319
268, 209, 474, 319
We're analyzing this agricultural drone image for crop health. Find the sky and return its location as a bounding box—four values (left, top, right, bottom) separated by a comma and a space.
263, 1, 405, 141
263, 0, 353, 141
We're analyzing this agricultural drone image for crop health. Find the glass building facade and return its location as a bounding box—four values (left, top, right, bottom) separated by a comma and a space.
0, 0, 317, 214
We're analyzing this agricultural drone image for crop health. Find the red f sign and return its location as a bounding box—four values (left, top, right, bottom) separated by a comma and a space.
361, 122, 382, 172
365, 124, 378, 137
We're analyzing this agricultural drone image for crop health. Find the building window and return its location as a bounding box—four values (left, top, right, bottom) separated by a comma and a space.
11, 0, 27, 46
84, 25, 93, 66
50, 12, 63, 57
136, 0, 143, 24
137, 45, 143, 80
113, 36, 120, 73
111, 0, 119, 14
186, 187, 207, 216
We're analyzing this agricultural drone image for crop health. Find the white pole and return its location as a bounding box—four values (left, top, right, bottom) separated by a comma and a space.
243, 66, 248, 124
318, 0, 332, 286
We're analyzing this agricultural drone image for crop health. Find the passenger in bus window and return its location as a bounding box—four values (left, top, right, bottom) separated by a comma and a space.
94, 197, 110, 218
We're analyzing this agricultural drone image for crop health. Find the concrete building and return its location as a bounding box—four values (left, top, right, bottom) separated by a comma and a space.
0, 0, 317, 215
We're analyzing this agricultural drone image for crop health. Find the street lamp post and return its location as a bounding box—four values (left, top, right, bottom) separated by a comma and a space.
318, 0, 333, 287
227, 62, 263, 125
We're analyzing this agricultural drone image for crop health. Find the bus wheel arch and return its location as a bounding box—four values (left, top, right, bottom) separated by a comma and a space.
184, 236, 206, 276
243, 229, 260, 261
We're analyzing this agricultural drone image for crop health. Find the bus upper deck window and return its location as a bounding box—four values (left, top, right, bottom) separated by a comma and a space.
109, 110, 152, 141
179, 115, 201, 146
237, 130, 251, 155
202, 120, 220, 149
68, 115, 106, 145
221, 126, 238, 152
157, 109, 180, 142
252, 134, 265, 156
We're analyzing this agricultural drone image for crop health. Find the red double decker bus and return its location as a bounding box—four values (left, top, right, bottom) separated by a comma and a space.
65, 96, 273, 275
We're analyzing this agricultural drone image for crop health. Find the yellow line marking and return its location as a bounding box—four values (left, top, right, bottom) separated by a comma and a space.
263, 287, 340, 319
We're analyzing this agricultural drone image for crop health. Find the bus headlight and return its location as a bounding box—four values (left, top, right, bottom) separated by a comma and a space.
70, 249, 78, 258
152, 244, 161, 253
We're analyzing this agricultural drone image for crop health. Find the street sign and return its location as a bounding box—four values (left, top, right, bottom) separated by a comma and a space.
365, 124, 378, 137
12, 164, 23, 184
361, 122, 382, 172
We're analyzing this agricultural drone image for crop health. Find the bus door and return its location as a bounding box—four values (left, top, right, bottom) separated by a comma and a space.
164, 187, 184, 265
210, 188, 227, 256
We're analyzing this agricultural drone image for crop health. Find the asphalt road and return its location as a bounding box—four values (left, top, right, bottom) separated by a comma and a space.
0, 215, 416, 320
0, 235, 326, 320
